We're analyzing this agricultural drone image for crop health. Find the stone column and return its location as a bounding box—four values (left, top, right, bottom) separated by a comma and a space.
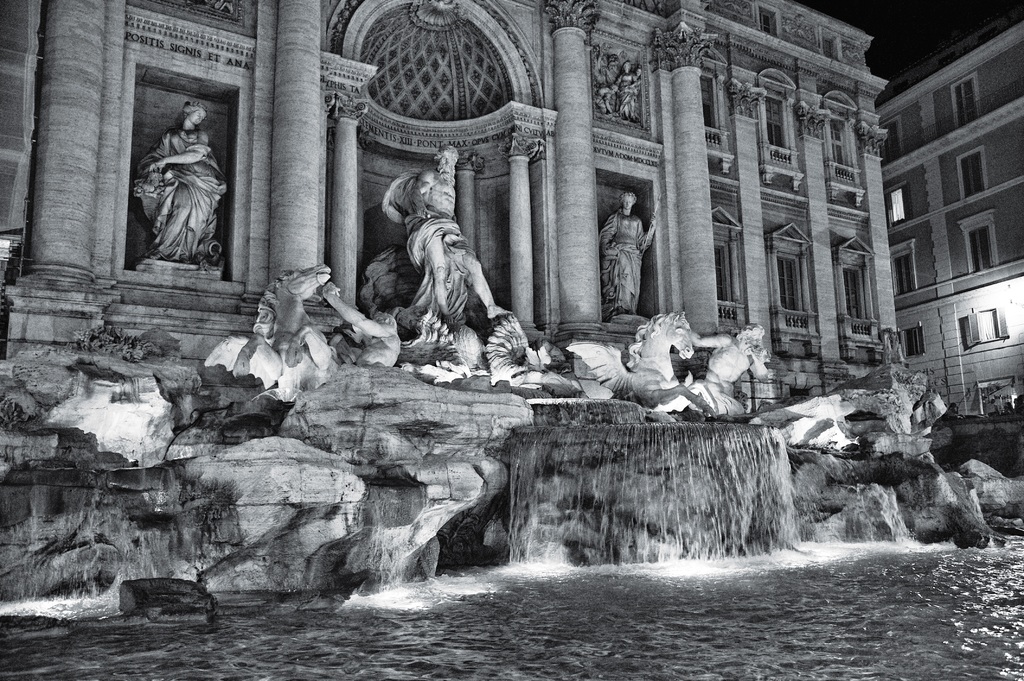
545, 1, 601, 329
856, 120, 897, 329
795, 101, 840, 361
270, 0, 323, 275
455, 152, 484, 251
652, 22, 718, 333
727, 79, 770, 340
503, 134, 545, 327
28, 0, 107, 283
325, 91, 366, 303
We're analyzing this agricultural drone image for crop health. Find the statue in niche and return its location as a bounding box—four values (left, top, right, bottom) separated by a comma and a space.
599, 191, 656, 320
592, 45, 643, 125
382, 146, 507, 330
133, 101, 228, 270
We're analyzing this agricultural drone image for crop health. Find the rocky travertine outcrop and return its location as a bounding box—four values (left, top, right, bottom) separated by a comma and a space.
790, 448, 990, 548
0, 348, 200, 466
0, 361, 531, 600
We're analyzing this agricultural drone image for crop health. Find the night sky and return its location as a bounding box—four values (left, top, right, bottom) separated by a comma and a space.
796, 0, 1021, 80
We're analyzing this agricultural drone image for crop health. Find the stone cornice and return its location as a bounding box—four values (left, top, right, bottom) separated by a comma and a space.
124, 8, 256, 68
592, 128, 663, 168
544, 0, 598, 35
651, 22, 717, 71
358, 100, 556, 154
727, 78, 765, 118
320, 52, 378, 94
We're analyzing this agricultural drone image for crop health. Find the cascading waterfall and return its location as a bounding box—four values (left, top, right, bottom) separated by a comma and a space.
509, 422, 798, 565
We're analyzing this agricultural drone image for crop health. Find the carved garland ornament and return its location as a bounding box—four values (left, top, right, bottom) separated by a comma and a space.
651, 22, 717, 72
726, 78, 765, 118
543, 0, 598, 34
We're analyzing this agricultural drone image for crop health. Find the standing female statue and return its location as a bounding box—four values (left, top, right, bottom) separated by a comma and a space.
133, 101, 228, 269
599, 191, 656, 320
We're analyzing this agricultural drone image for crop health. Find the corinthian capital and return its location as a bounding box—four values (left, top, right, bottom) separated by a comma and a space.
502, 133, 545, 161
726, 78, 765, 118
794, 100, 829, 138
544, 0, 598, 35
854, 120, 888, 156
651, 21, 717, 71
456, 151, 485, 173
325, 91, 367, 121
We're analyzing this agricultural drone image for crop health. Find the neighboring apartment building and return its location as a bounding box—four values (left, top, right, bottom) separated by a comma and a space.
879, 7, 1024, 414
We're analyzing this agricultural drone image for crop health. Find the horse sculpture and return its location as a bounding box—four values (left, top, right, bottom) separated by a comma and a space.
206, 264, 338, 400
568, 312, 715, 415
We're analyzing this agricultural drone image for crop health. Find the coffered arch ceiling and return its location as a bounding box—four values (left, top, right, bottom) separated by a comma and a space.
330, 0, 540, 122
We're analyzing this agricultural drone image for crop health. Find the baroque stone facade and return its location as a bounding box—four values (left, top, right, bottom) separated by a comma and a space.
1, 0, 893, 399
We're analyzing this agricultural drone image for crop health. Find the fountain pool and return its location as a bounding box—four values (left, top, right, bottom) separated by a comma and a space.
3, 539, 1023, 680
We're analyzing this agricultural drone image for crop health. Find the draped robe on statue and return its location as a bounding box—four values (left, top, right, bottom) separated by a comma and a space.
137, 128, 228, 265
405, 215, 473, 326
599, 211, 651, 319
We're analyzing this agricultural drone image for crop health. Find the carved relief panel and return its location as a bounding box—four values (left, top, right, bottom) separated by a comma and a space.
591, 38, 649, 131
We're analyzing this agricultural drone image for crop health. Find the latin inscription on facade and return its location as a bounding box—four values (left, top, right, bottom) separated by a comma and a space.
125, 12, 255, 70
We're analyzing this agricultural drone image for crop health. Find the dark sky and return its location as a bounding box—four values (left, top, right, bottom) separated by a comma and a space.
795, 0, 1021, 80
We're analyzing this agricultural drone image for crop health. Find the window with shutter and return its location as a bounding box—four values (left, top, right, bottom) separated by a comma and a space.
953, 77, 979, 126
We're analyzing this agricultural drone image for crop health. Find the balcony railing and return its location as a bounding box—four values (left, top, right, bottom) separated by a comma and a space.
760, 144, 804, 190
717, 300, 746, 326
825, 161, 865, 207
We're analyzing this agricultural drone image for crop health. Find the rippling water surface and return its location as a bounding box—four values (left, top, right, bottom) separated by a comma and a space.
4, 541, 1024, 680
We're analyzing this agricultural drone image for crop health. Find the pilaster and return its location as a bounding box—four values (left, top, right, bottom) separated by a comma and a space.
797, 106, 841, 362
856, 120, 896, 329
729, 84, 771, 347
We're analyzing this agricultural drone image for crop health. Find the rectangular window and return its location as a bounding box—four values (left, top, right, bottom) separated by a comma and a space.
777, 256, 799, 310
829, 120, 845, 165
701, 76, 716, 128
961, 308, 1009, 347
901, 325, 925, 356
759, 9, 777, 35
822, 37, 837, 59
715, 244, 731, 301
968, 226, 993, 271
893, 252, 915, 294
843, 268, 863, 318
887, 187, 906, 225
953, 78, 978, 126
765, 97, 785, 147
960, 152, 985, 197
